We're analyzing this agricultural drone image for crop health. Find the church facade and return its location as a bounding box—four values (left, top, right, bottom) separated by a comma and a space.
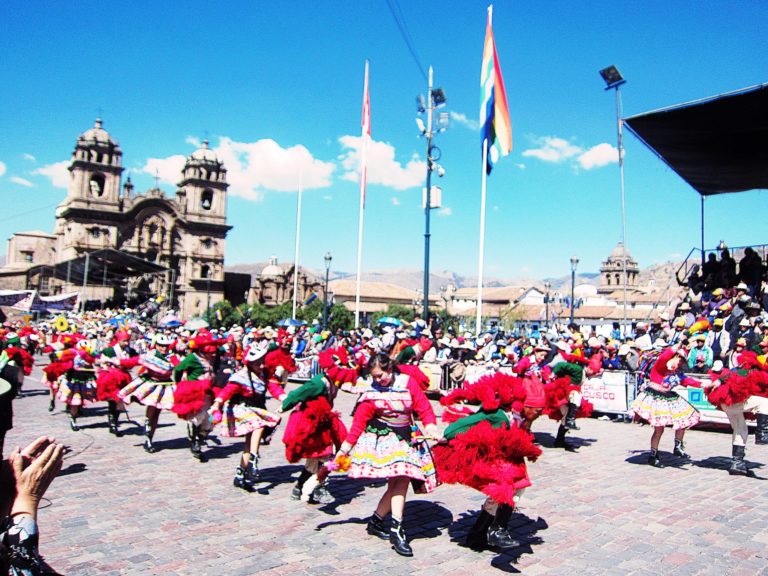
0, 119, 231, 319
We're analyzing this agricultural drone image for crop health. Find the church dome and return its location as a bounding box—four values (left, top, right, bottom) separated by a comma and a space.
609, 242, 632, 260
261, 256, 283, 278
78, 118, 119, 147
190, 140, 218, 162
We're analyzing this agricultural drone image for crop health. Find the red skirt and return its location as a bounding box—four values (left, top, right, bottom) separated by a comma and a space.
282, 396, 347, 463
96, 368, 132, 402
432, 420, 541, 506
172, 379, 213, 419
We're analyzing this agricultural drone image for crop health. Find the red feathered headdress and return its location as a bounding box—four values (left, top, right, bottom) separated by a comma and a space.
318, 346, 359, 386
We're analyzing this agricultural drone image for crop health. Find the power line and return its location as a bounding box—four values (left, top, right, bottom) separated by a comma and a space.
0, 201, 60, 223
385, 0, 428, 83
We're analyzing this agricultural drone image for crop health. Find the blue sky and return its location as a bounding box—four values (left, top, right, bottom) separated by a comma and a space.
1, 1, 766, 284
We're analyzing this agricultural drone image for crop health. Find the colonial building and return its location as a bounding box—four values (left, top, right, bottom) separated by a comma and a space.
0, 119, 231, 318
247, 257, 323, 307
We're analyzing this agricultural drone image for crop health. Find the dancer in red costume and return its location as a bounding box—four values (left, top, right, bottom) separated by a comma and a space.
56, 340, 98, 431
118, 335, 176, 453
280, 346, 354, 504
95, 329, 138, 436
173, 333, 223, 461
705, 352, 768, 476
629, 347, 702, 467
335, 353, 440, 557
545, 357, 596, 451
435, 373, 544, 551
210, 341, 284, 491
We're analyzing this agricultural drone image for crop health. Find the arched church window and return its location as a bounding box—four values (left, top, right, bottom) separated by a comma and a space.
89, 173, 106, 197
201, 189, 213, 210
201, 264, 210, 279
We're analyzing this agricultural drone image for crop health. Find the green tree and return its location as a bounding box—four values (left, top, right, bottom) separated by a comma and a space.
371, 304, 416, 326
205, 300, 237, 328
328, 304, 354, 332
296, 299, 323, 325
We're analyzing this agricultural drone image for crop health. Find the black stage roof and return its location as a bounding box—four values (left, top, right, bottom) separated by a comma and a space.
29, 248, 168, 286
624, 83, 768, 196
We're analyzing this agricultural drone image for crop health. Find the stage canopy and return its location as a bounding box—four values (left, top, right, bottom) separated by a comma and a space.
624, 83, 768, 196
28, 248, 168, 286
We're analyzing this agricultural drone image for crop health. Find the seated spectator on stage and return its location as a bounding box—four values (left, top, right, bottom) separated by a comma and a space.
687, 335, 713, 373
602, 345, 621, 370
705, 318, 731, 362
701, 253, 719, 291
719, 248, 738, 288
739, 248, 763, 297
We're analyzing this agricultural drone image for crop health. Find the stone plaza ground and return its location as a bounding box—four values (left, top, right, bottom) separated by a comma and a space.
6, 365, 768, 575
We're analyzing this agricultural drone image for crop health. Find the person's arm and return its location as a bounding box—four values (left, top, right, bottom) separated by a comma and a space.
337, 401, 377, 453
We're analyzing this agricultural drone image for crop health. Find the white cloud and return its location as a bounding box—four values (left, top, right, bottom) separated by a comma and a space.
323, 195, 333, 202
391, 197, 401, 206
522, 136, 581, 163
523, 136, 616, 171
10, 176, 33, 187
217, 137, 335, 200
0, 161, 5, 177
22, 153, 36, 162
338, 135, 424, 191
577, 143, 618, 169
141, 155, 187, 187
141, 137, 335, 202
449, 111, 479, 131
34, 161, 70, 188
185, 136, 201, 147
438, 206, 452, 217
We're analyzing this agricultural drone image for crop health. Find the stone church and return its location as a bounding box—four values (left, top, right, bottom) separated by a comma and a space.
0, 119, 230, 319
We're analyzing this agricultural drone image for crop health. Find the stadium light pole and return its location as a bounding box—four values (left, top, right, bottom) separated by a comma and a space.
416, 66, 448, 324
600, 65, 628, 336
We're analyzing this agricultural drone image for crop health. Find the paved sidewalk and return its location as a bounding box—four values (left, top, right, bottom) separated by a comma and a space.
6, 366, 768, 575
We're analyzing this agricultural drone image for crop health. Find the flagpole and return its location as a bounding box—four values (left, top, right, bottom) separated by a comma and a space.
476, 139, 488, 337
354, 60, 370, 329
291, 174, 302, 320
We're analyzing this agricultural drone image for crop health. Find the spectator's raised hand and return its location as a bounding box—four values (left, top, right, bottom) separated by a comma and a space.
8, 436, 64, 520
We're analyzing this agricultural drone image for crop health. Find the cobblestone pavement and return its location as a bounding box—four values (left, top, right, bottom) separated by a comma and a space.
6, 365, 768, 575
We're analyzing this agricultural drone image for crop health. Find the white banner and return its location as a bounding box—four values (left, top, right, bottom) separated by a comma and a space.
582, 370, 630, 413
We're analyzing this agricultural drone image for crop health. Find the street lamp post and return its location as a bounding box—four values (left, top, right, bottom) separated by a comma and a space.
599, 65, 628, 336
322, 252, 332, 329
544, 281, 551, 329
416, 67, 448, 324
569, 256, 579, 325
206, 267, 211, 321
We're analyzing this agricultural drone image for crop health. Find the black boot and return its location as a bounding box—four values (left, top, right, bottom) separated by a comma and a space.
143, 419, 156, 453
553, 425, 574, 450
242, 453, 259, 488
48, 396, 55, 412
233, 466, 246, 489
564, 402, 580, 430
465, 510, 494, 551
69, 413, 79, 432
107, 402, 122, 437
673, 439, 690, 459
366, 513, 389, 539
648, 449, 664, 468
755, 414, 768, 445
189, 424, 205, 461
728, 445, 751, 476
487, 505, 520, 549
292, 469, 313, 500
389, 518, 413, 557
